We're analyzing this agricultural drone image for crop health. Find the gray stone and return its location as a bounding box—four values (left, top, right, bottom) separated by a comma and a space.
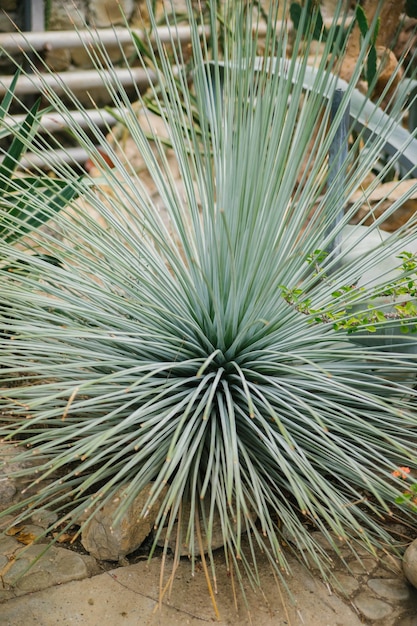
404, 539, 417, 589
156, 499, 257, 557
81, 483, 168, 560
0, 524, 50, 549
1, 0, 18, 10
0, 13, 17, 33
3, 544, 97, 593
15, 524, 49, 542
70, 42, 130, 70
310, 530, 348, 551
31, 508, 58, 530
0, 554, 9, 568
351, 542, 379, 558
349, 558, 378, 575
367, 577, 411, 601
0, 475, 16, 506
0, 553, 365, 626
333, 572, 360, 597
353, 593, 393, 620
397, 617, 417, 626
47, 0, 86, 30
45, 48, 72, 72
89, 0, 134, 27
378, 555, 403, 575
0, 533, 22, 554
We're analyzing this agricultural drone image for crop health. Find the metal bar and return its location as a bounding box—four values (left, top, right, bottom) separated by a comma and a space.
0, 25, 210, 53
22, 0, 45, 32
271, 58, 417, 178
0, 18, 350, 54
0, 67, 155, 96
210, 59, 417, 178
4, 108, 124, 133
19, 147, 90, 169
325, 89, 350, 263
21, 0, 45, 108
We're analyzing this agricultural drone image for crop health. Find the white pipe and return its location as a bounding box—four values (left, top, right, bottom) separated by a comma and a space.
0, 66, 155, 96
0, 16, 347, 55
5, 108, 125, 133
19, 147, 90, 169
0, 25, 210, 53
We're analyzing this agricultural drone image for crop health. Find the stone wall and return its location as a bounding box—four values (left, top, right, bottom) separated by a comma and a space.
0, 0, 144, 32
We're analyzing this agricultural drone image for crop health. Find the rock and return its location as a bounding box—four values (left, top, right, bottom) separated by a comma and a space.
0, 475, 16, 507
10, 523, 50, 543
397, 616, 417, 626
0, 533, 21, 554
1, 542, 99, 594
47, 0, 86, 30
378, 554, 403, 576
89, 0, 134, 27
333, 572, 360, 597
353, 593, 393, 620
45, 48, 71, 73
156, 499, 257, 556
1, 0, 18, 11
81, 483, 168, 561
349, 180, 417, 233
367, 577, 411, 602
30, 508, 58, 530
0, 441, 50, 511
348, 558, 378, 575
309, 530, 348, 551
403, 539, 417, 589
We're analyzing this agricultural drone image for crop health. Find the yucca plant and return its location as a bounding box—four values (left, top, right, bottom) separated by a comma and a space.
2, 0, 417, 610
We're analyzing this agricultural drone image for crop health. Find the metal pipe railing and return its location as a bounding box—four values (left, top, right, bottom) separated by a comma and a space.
19, 147, 90, 169
0, 18, 349, 54
0, 67, 154, 97
0, 23, 208, 170
324, 88, 350, 267
22, 0, 45, 32
0, 25, 210, 53
4, 108, 124, 133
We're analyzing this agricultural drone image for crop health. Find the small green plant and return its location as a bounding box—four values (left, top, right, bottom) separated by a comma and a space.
392, 467, 417, 512
281, 250, 417, 334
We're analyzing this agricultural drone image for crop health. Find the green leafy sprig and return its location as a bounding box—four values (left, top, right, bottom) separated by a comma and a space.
281, 250, 417, 334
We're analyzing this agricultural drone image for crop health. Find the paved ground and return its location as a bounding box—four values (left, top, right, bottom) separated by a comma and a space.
1, 530, 417, 626
0, 552, 364, 626
1, 444, 417, 625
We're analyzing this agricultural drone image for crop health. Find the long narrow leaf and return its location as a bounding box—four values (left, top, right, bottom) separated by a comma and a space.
0, 99, 41, 195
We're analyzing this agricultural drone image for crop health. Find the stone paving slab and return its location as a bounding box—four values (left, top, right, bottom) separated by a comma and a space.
2, 531, 417, 625
0, 527, 100, 602
1, 511, 417, 624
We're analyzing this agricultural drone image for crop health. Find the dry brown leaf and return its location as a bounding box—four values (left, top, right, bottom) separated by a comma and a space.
15, 532, 36, 546
5, 526, 24, 537
0, 555, 17, 580
52, 532, 75, 544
